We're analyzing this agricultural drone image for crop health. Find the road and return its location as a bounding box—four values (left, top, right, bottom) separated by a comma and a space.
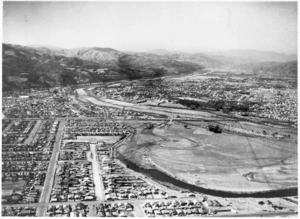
89, 143, 105, 201
3, 186, 297, 217
213, 211, 298, 217
24, 120, 42, 144
5, 116, 168, 122
2, 120, 14, 134
36, 119, 66, 217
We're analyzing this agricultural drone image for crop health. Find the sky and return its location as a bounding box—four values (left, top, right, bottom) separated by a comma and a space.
2, 1, 298, 54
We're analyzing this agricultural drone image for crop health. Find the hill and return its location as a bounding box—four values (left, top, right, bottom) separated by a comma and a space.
164, 53, 224, 68
3, 44, 297, 91
146, 49, 297, 68
234, 61, 297, 77
144, 51, 224, 68
2, 44, 204, 91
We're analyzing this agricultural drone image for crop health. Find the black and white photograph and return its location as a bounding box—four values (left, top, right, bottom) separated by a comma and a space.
1, 1, 298, 217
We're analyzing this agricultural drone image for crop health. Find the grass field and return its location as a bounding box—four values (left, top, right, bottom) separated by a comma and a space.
122, 122, 297, 192
2, 180, 27, 191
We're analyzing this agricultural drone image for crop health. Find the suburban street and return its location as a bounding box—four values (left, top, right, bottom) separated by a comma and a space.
24, 120, 42, 144
2, 114, 298, 217
36, 120, 66, 217
2, 120, 14, 134
89, 143, 105, 201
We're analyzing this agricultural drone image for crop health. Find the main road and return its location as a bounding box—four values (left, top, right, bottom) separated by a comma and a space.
36, 119, 66, 217
88, 143, 105, 201
24, 120, 42, 144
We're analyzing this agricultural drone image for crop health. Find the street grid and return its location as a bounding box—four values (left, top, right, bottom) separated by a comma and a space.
2, 87, 298, 217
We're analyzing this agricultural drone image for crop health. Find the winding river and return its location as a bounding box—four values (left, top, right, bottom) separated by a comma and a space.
117, 152, 297, 198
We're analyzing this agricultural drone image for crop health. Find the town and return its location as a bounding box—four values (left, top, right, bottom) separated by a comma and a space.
2, 72, 298, 217
2, 1, 298, 217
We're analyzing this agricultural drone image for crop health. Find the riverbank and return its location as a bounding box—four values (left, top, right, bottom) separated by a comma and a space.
116, 151, 297, 198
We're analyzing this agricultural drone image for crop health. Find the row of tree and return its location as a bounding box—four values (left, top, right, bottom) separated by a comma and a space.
177, 99, 256, 112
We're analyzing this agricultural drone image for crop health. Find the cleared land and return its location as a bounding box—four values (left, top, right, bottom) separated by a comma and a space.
77, 136, 121, 144
120, 122, 297, 193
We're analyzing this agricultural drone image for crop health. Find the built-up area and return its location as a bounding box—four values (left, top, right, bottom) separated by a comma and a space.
2, 75, 298, 217
1, 87, 214, 217
92, 76, 297, 126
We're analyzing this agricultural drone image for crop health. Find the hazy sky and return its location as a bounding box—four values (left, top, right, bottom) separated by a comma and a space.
3, 1, 298, 54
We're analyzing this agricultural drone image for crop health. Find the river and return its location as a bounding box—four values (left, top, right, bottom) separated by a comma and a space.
116, 152, 297, 198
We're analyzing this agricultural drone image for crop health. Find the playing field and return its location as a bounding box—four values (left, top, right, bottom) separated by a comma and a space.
121, 122, 297, 192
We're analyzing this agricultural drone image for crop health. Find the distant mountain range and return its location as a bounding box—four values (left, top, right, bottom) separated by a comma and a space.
2, 44, 297, 91
234, 61, 297, 77
208, 50, 297, 63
